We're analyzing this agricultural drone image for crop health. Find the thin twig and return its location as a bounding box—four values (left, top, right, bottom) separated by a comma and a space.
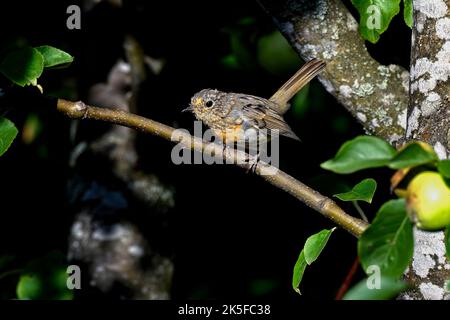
335, 257, 360, 300
57, 99, 369, 237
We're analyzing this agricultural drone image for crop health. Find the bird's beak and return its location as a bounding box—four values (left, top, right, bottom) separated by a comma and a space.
182, 105, 194, 113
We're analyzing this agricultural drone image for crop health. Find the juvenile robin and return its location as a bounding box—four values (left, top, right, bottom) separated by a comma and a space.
184, 59, 326, 146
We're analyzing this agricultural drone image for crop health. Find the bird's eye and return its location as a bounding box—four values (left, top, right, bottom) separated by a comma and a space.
205, 100, 214, 108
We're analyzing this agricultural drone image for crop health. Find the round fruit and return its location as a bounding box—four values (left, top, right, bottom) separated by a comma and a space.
406, 171, 450, 230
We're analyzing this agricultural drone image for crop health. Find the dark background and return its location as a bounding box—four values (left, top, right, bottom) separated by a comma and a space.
0, 0, 411, 299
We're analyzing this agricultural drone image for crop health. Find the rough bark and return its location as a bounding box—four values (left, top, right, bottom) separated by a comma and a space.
408, 0, 450, 155
401, 0, 450, 300
258, 0, 409, 145
401, 229, 450, 299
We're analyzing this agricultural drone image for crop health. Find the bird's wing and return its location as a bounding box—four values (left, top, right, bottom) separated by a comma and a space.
239, 99, 300, 141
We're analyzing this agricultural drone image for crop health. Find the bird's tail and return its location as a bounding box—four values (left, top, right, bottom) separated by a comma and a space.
270, 59, 326, 113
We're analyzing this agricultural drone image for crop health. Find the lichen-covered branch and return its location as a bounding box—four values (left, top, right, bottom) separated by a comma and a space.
57, 98, 368, 237
401, 0, 450, 300
258, 0, 409, 145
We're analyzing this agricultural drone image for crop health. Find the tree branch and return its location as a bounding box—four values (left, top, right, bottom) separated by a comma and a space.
56, 99, 368, 237
258, 0, 410, 145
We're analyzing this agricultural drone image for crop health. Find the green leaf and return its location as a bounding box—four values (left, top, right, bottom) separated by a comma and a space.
17, 274, 43, 300
35, 45, 73, 68
51, 267, 74, 300
0, 117, 18, 157
0, 46, 44, 86
403, 0, 413, 28
343, 277, 407, 300
16, 252, 74, 300
358, 199, 413, 278
304, 228, 335, 264
389, 142, 438, 169
334, 178, 377, 203
321, 135, 396, 174
292, 250, 307, 294
351, 0, 401, 43
292, 229, 334, 294
438, 160, 450, 178
445, 226, 450, 260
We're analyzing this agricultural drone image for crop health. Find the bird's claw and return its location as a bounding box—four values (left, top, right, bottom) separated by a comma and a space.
245, 153, 260, 173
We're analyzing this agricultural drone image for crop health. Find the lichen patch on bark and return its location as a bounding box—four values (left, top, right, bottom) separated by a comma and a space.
408, 0, 450, 152
266, 0, 409, 144
434, 141, 448, 159
403, 228, 450, 299
415, 0, 447, 19
419, 282, 446, 300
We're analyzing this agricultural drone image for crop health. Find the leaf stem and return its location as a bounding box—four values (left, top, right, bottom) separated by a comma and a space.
352, 201, 368, 223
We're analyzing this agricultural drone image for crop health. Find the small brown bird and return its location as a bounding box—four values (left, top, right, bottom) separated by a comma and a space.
184, 59, 326, 145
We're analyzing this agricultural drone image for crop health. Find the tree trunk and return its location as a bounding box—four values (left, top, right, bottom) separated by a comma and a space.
401, 0, 450, 300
